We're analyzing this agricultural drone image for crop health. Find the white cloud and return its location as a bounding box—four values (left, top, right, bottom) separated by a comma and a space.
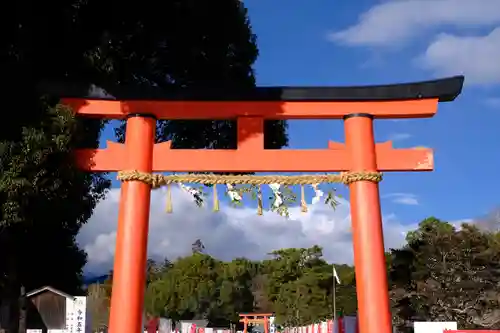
383, 193, 419, 206
328, 0, 500, 85
418, 28, 500, 84
388, 133, 412, 142
78, 187, 418, 275
328, 0, 500, 47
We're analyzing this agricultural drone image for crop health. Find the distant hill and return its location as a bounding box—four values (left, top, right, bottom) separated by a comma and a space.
83, 274, 109, 286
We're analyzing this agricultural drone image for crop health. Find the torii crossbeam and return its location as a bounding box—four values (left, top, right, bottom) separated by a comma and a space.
47, 75, 463, 333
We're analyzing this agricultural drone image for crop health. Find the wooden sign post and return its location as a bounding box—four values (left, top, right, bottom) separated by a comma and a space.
60, 76, 463, 333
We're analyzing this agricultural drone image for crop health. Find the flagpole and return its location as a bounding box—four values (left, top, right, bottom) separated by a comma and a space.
333, 278, 336, 322
332, 266, 337, 325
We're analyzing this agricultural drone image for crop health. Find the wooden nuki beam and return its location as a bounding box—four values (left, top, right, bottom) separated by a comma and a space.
74, 140, 433, 172
62, 98, 438, 120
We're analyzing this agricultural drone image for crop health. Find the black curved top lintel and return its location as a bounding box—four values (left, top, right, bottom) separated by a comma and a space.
38, 75, 464, 103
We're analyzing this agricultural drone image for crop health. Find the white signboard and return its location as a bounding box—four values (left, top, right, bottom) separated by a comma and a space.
65, 296, 91, 333
269, 316, 276, 333
74, 297, 86, 333
65, 298, 75, 333
414, 321, 457, 333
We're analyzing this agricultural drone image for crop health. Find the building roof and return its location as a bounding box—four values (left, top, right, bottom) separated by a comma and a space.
26, 286, 74, 299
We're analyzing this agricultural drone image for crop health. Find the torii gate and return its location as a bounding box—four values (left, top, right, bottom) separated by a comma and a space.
239, 313, 274, 333
57, 75, 463, 333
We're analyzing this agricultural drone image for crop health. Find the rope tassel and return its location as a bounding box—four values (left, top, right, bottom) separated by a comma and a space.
257, 186, 263, 215
213, 184, 219, 212
300, 185, 308, 213
165, 184, 173, 213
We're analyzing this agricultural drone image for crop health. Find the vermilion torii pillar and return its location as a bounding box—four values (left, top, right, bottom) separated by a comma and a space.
58, 76, 463, 333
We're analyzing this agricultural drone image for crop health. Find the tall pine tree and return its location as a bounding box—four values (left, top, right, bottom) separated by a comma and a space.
2, 1, 286, 332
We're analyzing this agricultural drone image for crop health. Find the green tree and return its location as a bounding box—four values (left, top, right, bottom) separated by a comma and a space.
251, 272, 273, 313
0, 104, 108, 332
263, 246, 345, 326
404, 217, 455, 243
212, 258, 256, 326
146, 258, 172, 286
111, 0, 288, 150
145, 254, 256, 327
4, 1, 285, 332
390, 218, 500, 331
142, 246, 359, 328
145, 253, 220, 323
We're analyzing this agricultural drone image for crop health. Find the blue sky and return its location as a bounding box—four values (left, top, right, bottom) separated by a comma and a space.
243, 0, 500, 224
105, 0, 500, 223
84, 0, 500, 270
